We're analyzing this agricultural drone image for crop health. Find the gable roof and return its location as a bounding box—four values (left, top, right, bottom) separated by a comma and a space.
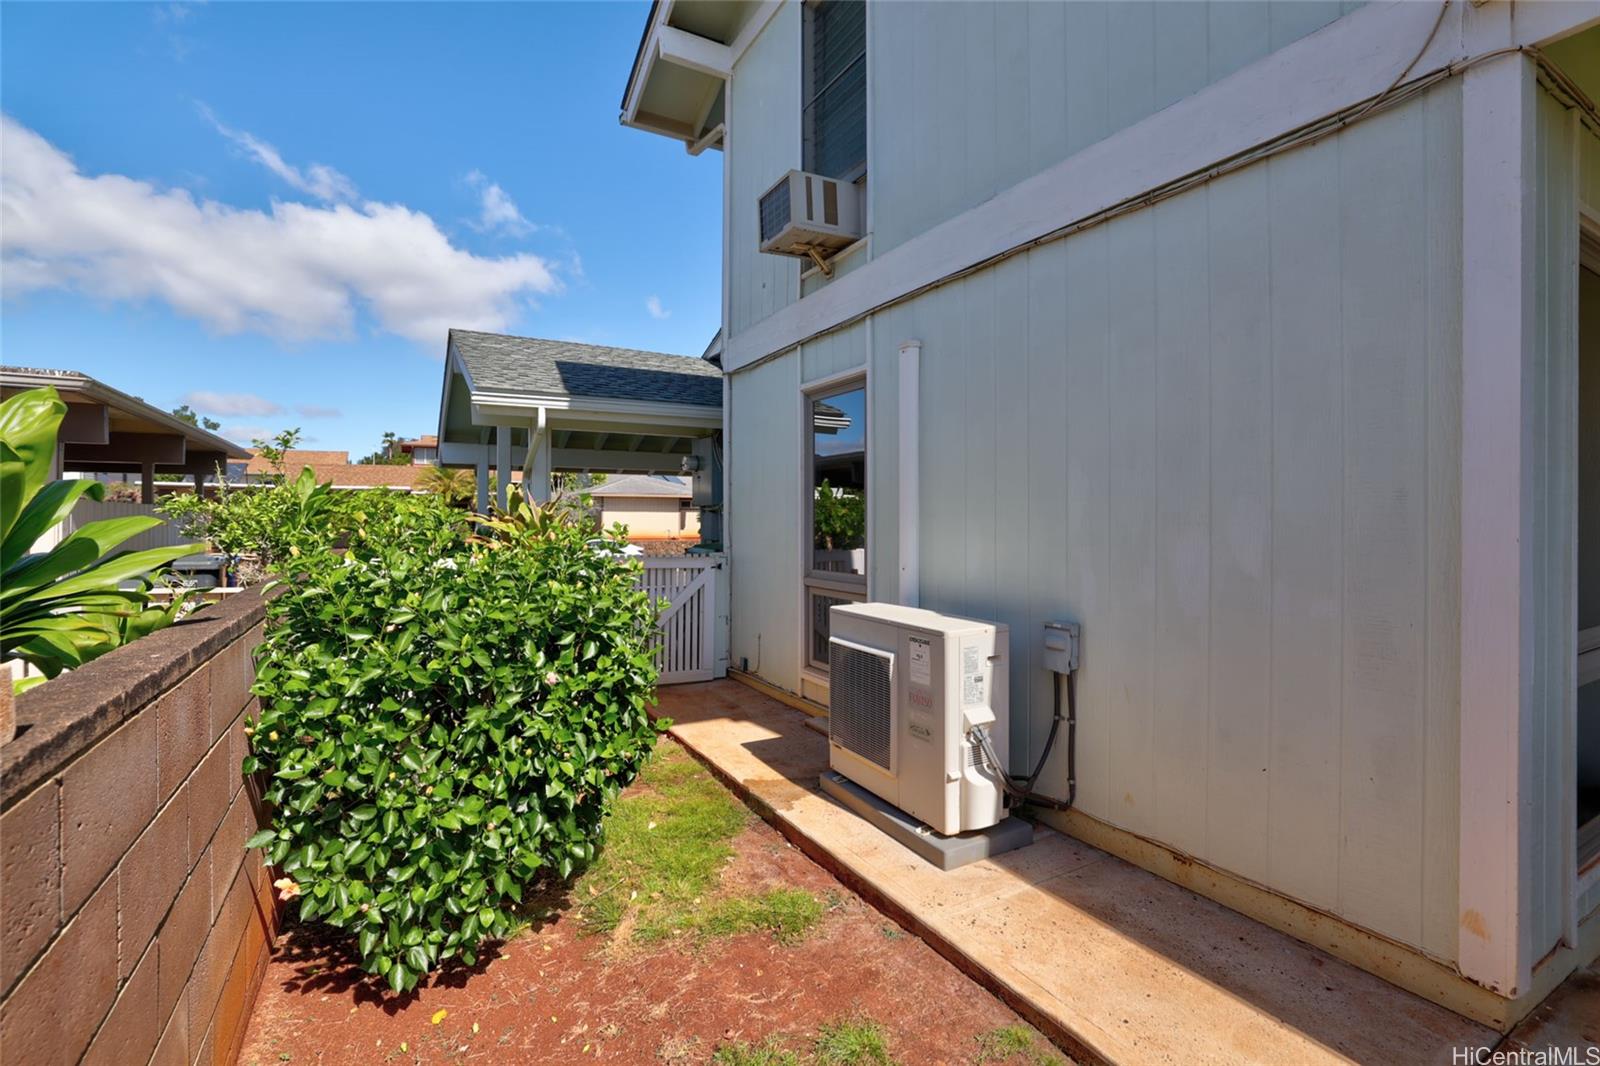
448, 329, 721, 408
586, 474, 692, 498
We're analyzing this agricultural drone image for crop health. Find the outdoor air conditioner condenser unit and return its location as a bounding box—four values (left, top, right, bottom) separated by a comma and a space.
827, 603, 1009, 836
757, 169, 863, 263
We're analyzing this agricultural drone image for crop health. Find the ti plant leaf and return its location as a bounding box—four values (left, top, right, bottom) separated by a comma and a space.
0, 387, 203, 686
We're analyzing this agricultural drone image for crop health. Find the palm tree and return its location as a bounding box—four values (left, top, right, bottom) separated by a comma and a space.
418, 465, 474, 504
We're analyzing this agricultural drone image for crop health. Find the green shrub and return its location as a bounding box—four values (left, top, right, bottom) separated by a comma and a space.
245, 493, 662, 993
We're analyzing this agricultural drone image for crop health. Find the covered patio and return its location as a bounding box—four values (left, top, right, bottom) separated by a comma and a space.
0, 366, 250, 502
435, 329, 724, 532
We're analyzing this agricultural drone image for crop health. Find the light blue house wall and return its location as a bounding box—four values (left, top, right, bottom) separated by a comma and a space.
727, 1, 1362, 335
730, 79, 1470, 960
865, 0, 1361, 255
709, 0, 1600, 1002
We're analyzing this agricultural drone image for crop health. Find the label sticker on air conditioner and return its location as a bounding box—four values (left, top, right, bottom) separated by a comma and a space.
961, 644, 985, 706
908, 636, 932, 686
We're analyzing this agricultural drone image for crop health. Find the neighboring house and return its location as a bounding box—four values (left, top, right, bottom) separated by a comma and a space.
242, 449, 429, 491
0, 366, 251, 555
385, 434, 440, 464
617, 0, 1600, 1031
434, 330, 723, 519
585, 474, 699, 541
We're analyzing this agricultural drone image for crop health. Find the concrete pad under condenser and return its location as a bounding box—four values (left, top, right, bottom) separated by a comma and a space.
819, 770, 1034, 871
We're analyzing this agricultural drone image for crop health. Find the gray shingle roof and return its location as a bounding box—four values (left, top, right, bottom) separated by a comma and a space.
586, 474, 692, 498
449, 330, 721, 408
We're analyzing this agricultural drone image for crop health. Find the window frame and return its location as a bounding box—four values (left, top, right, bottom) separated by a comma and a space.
801, 369, 869, 672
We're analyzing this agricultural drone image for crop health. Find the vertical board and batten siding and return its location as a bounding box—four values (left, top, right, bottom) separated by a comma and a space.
728, 0, 801, 337
728, 353, 804, 693
728, 84, 1466, 959
863, 1, 1364, 257
729, 1, 1364, 341
910, 81, 1462, 959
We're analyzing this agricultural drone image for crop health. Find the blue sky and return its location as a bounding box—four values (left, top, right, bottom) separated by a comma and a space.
0, 1, 721, 455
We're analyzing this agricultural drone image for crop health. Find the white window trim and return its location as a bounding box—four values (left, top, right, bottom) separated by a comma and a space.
799, 363, 870, 673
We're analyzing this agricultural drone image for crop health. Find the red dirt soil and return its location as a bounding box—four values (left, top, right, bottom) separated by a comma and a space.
239, 744, 1065, 1065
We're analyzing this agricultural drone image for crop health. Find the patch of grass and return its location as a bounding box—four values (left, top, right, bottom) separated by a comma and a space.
694, 888, 825, 944
973, 1024, 1064, 1065
712, 1038, 801, 1066
577, 742, 750, 937
812, 1019, 894, 1066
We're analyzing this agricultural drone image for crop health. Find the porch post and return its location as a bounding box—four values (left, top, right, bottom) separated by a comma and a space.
494, 423, 512, 512
139, 460, 156, 505
523, 407, 547, 506
529, 423, 552, 505
475, 443, 489, 513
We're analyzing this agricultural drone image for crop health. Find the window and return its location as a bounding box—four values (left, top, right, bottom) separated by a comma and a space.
803, 0, 866, 182
805, 382, 866, 669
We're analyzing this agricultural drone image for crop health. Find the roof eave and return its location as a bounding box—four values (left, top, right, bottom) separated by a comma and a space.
0, 366, 252, 459
619, 1, 731, 151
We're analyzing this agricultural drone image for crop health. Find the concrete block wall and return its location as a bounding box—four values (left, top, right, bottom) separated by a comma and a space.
0, 590, 278, 1066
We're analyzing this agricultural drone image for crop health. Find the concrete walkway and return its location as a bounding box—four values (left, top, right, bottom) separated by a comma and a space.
653, 680, 1498, 1066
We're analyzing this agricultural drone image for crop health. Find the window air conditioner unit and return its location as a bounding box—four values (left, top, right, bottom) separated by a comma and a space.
758, 169, 863, 266
827, 603, 1009, 835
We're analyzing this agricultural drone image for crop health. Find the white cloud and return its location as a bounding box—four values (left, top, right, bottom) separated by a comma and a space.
295, 403, 341, 419
646, 295, 670, 320
217, 424, 273, 445
181, 390, 283, 416
465, 170, 533, 237
200, 105, 357, 203
0, 116, 561, 345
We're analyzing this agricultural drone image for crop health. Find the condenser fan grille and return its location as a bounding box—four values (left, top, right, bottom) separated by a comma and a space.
828, 639, 893, 771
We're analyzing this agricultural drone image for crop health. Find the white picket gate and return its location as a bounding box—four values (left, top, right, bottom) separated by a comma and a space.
635, 555, 725, 684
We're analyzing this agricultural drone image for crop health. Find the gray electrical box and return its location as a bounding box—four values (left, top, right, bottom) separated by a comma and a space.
1041, 621, 1080, 674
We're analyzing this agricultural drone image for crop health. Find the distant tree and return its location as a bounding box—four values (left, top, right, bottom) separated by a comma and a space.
357, 430, 411, 465
252, 428, 304, 483
170, 404, 221, 431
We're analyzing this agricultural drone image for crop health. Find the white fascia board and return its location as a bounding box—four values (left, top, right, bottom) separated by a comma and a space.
657, 25, 732, 79
469, 392, 721, 432
436, 346, 461, 445
623, 1, 673, 124
721, 0, 1600, 373
439, 440, 689, 475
